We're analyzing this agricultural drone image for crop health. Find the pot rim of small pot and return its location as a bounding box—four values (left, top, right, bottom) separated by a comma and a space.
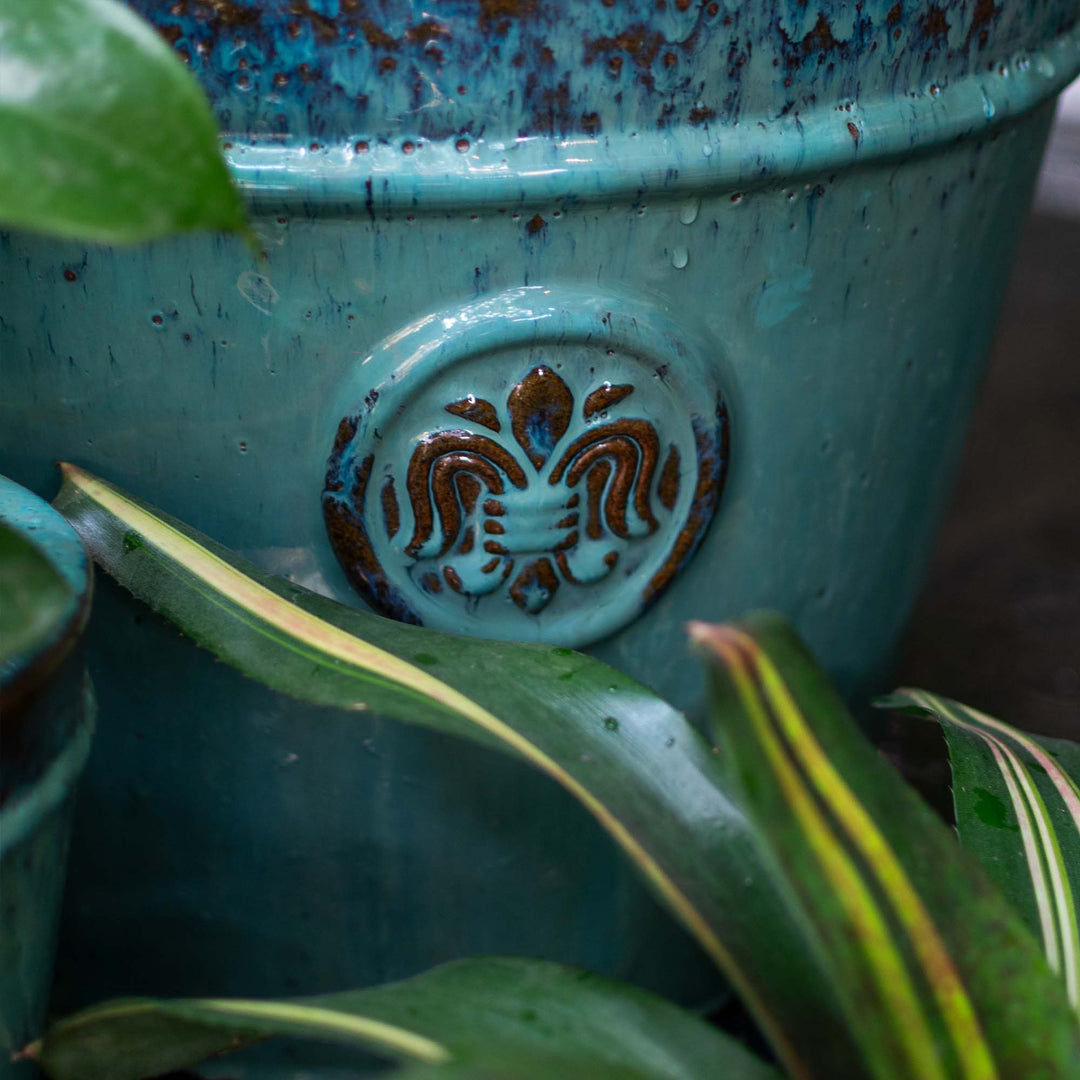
0, 475, 95, 854
227, 20, 1080, 214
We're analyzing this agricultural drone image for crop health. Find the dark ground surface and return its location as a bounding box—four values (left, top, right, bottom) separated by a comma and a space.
879, 210, 1080, 800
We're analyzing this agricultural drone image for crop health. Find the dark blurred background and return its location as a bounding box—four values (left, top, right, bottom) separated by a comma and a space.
880, 81, 1080, 796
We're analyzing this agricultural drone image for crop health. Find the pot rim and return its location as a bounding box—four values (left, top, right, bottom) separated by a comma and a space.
227, 20, 1080, 213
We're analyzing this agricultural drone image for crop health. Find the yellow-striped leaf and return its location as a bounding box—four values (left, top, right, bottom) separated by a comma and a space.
24, 957, 777, 1080
52, 464, 856, 1079
692, 616, 1080, 1080
882, 689, 1080, 1019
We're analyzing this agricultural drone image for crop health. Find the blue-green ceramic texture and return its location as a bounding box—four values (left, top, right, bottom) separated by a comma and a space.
0, 0, 1077, 1041
0, 478, 93, 1077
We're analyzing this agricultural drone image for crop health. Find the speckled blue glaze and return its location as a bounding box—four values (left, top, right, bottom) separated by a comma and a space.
1, 1, 1077, 1059
0, 478, 93, 1078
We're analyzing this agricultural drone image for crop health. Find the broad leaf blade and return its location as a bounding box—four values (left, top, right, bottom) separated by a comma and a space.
0, 0, 245, 241
692, 617, 1080, 1080
28, 957, 778, 1080
53, 464, 855, 1080
881, 689, 1080, 1018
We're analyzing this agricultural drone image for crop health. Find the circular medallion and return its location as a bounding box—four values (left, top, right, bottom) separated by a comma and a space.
323, 287, 728, 647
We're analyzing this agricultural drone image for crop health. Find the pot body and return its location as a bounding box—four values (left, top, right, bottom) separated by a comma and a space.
0, 479, 93, 1077
1, 0, 1078, 1040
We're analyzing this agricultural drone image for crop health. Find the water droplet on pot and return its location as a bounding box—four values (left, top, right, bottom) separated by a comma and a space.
671, 245, 689, 269
603, 717, 619, 732
679, 197, 700, 225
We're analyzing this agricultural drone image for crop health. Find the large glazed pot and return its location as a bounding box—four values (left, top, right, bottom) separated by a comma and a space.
1, 0, 1078, 1033
0, 478, 93, 1077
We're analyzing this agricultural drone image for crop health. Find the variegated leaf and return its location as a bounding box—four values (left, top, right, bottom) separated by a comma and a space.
23, 957, 777, 1080
881, 689, 1080, 1017
52, 464, 855, 1080
692, 617, 1080, 1080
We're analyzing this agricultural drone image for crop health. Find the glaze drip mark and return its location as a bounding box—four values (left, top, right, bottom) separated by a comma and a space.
323, 349, 729, 645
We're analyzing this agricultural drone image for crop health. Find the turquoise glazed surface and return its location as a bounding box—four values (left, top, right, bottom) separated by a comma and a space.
1, 0, 1078, 1048
0, 478, 93, 1077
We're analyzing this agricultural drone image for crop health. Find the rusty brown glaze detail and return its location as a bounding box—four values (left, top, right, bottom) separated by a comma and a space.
658, 443, 681, 512
381, 475, 400, 538
526, 213, 547, 236
508, 365, 573, 469
325, 362, 727, 635
446, 396, 502, 431
138, 0, 1044, 145
405, 432, 528, 557
552, 419, 661, 539
509, 557, 560, 612
583, 24, 665, 71
920, 5, 952, 40
644, 401, 729, 606
778, 12, 850, 71
584, 459, 612, 541
478, 0, 538, 36
966, 0, 1000, 47
582, 382, 634, 418
360, 18, 397, 49
322, 452, 420, 625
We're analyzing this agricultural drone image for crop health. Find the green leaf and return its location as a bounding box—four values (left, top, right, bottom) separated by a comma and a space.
0, 0, 245, 242
691, 617, 1080, 1080
0, 522, 73, 673
880, 689, 1080, 1020
25, 957, 778, 1080
52, 463, 856, 1080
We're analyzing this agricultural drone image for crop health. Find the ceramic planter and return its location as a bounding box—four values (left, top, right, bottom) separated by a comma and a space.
1, 0, 1078, 1032
0, 478, 93, 1077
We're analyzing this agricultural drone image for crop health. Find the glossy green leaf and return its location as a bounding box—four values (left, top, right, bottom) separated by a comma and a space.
0, 522, 72, 673
25, 957, 777, 1080
692, 617, 1080, 1080
881, 689, 1080, 1019
0, 0, 245, 242
52, 463, 857, 1080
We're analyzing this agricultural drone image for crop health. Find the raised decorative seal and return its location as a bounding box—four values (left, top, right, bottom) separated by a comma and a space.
323, 287, 728, 646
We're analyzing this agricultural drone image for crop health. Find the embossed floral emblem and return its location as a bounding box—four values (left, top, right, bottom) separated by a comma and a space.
399, 365, 670, 613
324, 360, 727, 645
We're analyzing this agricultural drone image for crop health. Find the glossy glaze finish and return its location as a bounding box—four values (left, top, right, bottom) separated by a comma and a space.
0, 479, 93, 1078
322, 286, 728, 644
0, 0, 1077, 1043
